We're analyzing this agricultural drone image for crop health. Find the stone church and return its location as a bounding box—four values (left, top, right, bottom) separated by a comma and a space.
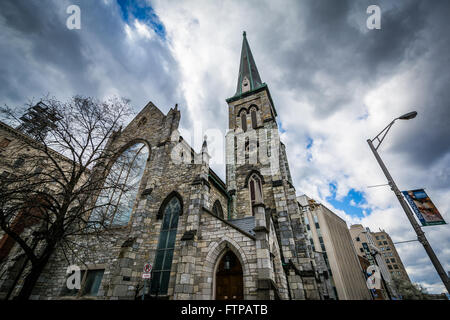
0, 33, 326, 300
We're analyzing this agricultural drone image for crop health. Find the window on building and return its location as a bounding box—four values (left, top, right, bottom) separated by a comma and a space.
240, 112, 247, 132
89, 142, 149, 226
378, 241, 382, 245
386, 247, 391, 251
212, 200, 224, 219
391, 258, 396, 263
381, 235, 385, 239
375, 236, 380, 240
61, 269, 104, 297
82, 269, 105, 296
380, 247, 385, 251
385, 259, 390, 264
388, 265, 393, 270
313, 215, 320, 229
251, 109, 257, 129
394, 265, 399, 270
266, 129, 271, 157
317, 228, 322, 237
249, 174, 263, 215
360, 248, 364, 253
356, 237, 361, 242
151, 195, 181, 295
383, 241, 388, 245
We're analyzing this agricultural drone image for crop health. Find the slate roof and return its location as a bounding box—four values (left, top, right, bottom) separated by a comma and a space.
228, 216, 256, 236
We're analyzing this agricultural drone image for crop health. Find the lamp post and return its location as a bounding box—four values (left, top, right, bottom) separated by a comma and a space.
367, 111, 450, 293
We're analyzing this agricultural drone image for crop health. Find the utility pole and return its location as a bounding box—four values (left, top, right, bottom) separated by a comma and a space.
367, 111, 449, 293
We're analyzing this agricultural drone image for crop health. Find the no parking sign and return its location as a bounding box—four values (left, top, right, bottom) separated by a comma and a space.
142, 263, 152, 279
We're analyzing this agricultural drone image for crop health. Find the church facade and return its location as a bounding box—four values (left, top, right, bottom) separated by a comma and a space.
0, 33, 326, 300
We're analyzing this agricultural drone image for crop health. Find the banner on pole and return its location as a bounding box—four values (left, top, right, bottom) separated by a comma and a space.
402, 189, 446, 226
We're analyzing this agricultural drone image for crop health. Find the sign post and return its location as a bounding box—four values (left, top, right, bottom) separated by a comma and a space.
142, 263, 152, 300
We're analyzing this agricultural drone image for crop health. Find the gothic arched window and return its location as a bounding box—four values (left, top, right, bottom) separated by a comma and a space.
212, 200, 224, 219
248, 174, 263, 215
151, 195, 181, 295
90, 142, 149, 226
251, 109, 257, 129
241, 112, 247, 132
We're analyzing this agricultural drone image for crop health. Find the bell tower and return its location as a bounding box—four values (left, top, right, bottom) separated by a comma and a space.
225, 31, 291, 219
225, 32, 318, 300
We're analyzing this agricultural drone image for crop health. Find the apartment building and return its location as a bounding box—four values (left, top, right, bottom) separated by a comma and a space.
371, 230, 411, 283
349, 224, 398, 299
298, 195, 372, 300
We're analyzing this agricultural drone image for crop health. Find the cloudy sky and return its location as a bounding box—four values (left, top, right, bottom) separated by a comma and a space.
1, 0, 449, 294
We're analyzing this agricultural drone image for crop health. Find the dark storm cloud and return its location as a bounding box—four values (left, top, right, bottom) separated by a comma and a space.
0, 1, 94, 99
0, 0, 184, 113
252, 0, 449, 176
382, 1, 450, 173
259, 0, 431, 118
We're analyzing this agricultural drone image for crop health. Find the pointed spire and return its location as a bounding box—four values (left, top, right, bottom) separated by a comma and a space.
235, 31, 263, 96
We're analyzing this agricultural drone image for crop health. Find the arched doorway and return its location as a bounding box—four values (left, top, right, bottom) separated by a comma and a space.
215, 250, 244, 300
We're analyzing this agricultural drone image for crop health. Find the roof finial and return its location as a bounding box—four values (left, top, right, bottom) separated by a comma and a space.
243, 31, 246, 37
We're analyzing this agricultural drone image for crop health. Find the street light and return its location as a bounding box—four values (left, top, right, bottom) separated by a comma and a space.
367, 111, 450, 293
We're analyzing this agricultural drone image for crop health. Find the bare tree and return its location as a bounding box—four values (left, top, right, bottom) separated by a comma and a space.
0, 96, 139, 300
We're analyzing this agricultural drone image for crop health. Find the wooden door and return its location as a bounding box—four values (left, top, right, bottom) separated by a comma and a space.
215, 250, 243, 300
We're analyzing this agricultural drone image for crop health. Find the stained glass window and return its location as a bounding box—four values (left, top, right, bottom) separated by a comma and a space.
151, 196, 181, 295
90, 143, 149, 226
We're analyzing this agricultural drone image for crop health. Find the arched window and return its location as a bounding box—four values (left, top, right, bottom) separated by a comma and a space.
248, 174, 263, 215
212, 200, 224, 219
240, 113, 247, 132
151, 195, 181, 295
251, 109, 257, 129
90, 142, 149, 226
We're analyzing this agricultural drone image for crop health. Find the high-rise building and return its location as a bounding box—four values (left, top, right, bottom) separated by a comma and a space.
349, 224, 398, 299
371, 230, 411, 283
298, 195, 372, 300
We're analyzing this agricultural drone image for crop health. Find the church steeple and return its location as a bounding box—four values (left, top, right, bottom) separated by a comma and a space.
234, 31, 263, 96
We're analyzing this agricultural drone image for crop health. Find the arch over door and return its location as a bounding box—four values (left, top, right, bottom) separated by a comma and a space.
215, 250, 244, 300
